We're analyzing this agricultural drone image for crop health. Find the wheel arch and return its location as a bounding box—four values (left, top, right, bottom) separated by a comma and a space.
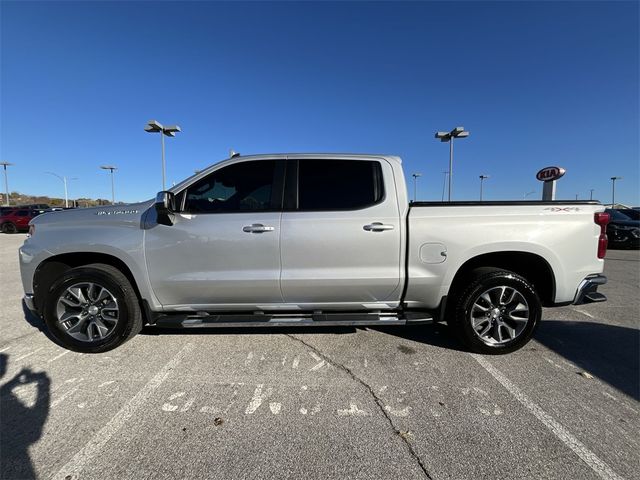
448, 251, 556, 307
33, 252, 148, 319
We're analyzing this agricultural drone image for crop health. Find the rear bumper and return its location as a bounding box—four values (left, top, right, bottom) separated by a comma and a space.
573, 274, 607, 305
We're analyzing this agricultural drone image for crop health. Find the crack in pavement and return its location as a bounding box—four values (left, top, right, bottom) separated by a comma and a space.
285, 333, 433, 480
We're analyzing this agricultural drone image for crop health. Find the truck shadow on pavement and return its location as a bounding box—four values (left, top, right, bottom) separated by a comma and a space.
0, 352, 51, 480
21, 301, 60, 345
535, 320, 640, 401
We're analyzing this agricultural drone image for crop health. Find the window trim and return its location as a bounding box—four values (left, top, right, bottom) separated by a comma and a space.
179, 159, 286, 215
284, 159, 386, 212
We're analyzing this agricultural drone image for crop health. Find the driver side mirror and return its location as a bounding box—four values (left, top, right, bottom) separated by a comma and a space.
155, 191, 176, 226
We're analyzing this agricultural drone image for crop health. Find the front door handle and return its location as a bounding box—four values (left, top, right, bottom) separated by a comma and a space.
243, 223, 275, 233
363, 222, 395, 232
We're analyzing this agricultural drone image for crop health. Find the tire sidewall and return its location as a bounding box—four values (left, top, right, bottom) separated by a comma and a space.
44, 267, 136, 352
457, 272, 541, 354
2, 222, 16, 234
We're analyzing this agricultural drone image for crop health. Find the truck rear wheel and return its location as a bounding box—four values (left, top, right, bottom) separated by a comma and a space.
448, 269, 541, 354
43, 263, 143, 353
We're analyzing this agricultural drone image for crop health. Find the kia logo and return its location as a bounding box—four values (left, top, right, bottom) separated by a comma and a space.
536, 166, 566, 182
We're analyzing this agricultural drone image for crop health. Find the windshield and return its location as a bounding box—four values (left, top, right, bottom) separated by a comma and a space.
606, 209, 636, 222
618, 209, 640, 220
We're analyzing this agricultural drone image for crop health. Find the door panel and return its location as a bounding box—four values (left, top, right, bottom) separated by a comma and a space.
145, 212, 282, 306
280, 159, 402, 306
145, 159, 285, 308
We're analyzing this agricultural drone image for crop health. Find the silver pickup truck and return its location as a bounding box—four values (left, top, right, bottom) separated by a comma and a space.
19, 153, 610, 354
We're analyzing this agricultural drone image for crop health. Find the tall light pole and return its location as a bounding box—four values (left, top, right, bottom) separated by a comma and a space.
435, 126, 469, 201
479, 174, 489, 201
45, 172, 78, 208
145, 120, 181, 190
411, 173, 422, 202
589, 189, 595, 200
100, 165, 117, 204
610, 176, 622, 208
0, 161, 13, 206
441, 171, 448, 202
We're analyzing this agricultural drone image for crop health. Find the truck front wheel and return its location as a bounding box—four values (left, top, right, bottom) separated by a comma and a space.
43, 263, 143, 353
448, 269, 541, 354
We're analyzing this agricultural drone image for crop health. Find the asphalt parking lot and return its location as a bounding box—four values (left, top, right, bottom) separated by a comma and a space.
0, 234, 638, 480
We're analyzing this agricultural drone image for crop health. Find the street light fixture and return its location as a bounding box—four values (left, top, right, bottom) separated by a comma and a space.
45, 172, 78, 208
145, 119, 181, 190
479, 174, 489, 201
610, 176, 622, 208
435, 126, 469, 201
100, 165, 118, 204
523, 190, 536, 200
0, 161, 13, 206
411, 173, 422, 202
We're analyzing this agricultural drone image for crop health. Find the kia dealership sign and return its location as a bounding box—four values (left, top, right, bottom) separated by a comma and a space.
536, 166, 566, 182
536, 166, 566, 201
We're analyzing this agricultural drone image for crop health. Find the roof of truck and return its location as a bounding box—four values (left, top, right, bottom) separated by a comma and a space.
227, 153, 402, 163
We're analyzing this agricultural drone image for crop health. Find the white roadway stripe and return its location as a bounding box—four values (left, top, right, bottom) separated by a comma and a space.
471, 354, 624, 480
50, 343, 194, 480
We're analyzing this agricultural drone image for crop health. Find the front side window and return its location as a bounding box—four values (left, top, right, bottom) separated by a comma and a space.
184, 160, 277, 213
297, 159, 384, 211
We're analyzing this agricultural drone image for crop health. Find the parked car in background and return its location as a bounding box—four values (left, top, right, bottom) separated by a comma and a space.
0, 208, 43, 233
605, 208, 640, 249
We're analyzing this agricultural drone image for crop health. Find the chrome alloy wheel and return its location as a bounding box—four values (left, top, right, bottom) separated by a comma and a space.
469, 286, 530, 345
55, 282, 119, 342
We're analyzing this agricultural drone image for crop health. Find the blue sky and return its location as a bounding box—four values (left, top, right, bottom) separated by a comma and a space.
1, 1, 638, 205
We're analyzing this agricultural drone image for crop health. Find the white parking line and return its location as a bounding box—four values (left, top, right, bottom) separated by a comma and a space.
15, 347, 44, 361
47, 350, 71, 363
51, 386, 82, 408
471, 353, 623, 480
51, 343, 194, 480
573, 308, 596, 319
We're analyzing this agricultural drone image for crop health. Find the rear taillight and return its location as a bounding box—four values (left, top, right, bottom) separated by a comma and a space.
594, 212, 610, 259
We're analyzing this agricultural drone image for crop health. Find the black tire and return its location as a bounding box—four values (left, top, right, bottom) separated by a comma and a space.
447, 268, 541, 354
43, 263, 143, 353
1, 222, 17, 234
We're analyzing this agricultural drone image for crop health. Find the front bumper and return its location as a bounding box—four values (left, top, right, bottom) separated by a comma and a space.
23, 294, 39, 316
573, 274, 607, 305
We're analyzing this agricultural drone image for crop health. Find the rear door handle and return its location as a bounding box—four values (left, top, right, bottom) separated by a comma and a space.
243, 224, 275, 233
363, 222, 395, 232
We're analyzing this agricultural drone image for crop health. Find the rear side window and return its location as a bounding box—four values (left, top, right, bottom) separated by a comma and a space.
297, 160, 384, 211
184, 160, 278, 213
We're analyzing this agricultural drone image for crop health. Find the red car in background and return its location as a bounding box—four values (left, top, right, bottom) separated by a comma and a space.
0, 208, 42, 233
